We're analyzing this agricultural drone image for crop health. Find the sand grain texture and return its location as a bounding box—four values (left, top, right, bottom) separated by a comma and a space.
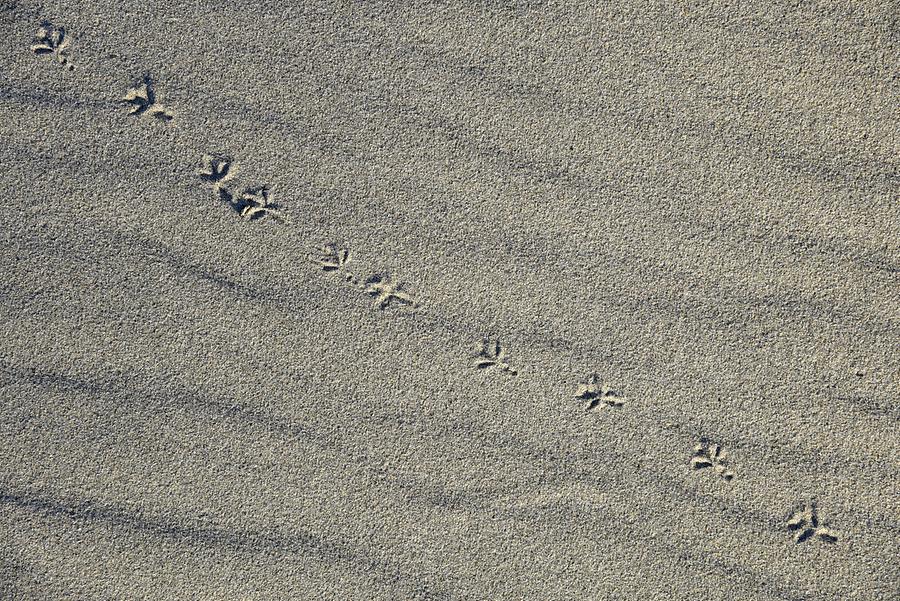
1, 1, 898, 599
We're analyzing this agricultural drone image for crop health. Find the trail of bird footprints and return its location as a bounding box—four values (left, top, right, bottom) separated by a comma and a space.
26, 18, 841, 548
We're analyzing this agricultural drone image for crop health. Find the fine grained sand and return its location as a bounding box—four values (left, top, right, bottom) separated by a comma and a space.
1, 0, 898, 599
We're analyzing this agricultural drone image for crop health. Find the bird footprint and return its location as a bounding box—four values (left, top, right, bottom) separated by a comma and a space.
787, 502, 838, 544
363, 274, 416, 310
691, 442, 735, 481
310, 243, 356, 283
122, 75, 173, 121
575, 373, 624, 410
474, 338, 517, 375
31, 22, 74, 70
231, 185, 286, 222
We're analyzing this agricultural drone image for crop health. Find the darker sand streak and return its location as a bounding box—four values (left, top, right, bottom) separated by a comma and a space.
0, 488, 456, 601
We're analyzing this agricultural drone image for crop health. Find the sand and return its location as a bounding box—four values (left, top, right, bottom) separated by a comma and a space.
1, 0, 898, 599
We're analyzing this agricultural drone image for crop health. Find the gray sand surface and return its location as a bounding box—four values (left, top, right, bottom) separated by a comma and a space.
1, 1, 898, 599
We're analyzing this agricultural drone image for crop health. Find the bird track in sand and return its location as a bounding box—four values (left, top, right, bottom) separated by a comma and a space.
308, 243, 419, 312
197, 154, 286, 223
474, 338, 517, 375
25, 14, 855, 559
31, 21, 74, 70
363, 274, 417, 310
691, 441, 735, 481
575, 373, 624, 410
309, 243, 356, 283
122, 74, 173, 121
787, 502, 838, 544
